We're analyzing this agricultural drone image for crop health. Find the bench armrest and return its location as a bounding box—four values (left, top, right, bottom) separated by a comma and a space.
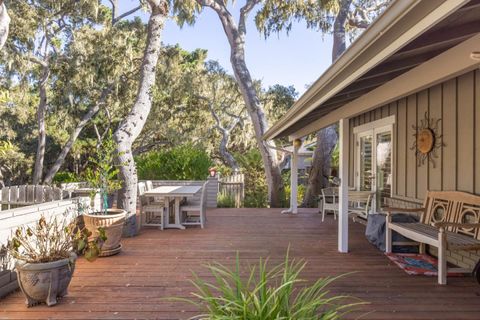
384, 207, 425, 216
433, 222, 480, 229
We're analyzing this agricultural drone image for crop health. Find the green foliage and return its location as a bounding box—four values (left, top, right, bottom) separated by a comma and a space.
52, 171, 79, 184
84, 131, 122, 214
179, 250, 364, 319
136, 144, 212, 181
285, 183, 306, 207
217, 191, 236, 208
236, 149, 268, 208
0, 140, 33, 185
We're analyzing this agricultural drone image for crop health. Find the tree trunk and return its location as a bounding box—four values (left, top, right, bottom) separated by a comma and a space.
32, 67, 49, 185
219, 129, 239, 171
113, 0, 166, 237
303, 0, 352, 207
203, 1, 285, 207
0, 1, 9, 51
303, 126, 337, 207
43, 89, 110, 184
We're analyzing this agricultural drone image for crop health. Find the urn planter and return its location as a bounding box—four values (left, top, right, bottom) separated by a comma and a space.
83, 208, 126, 257
15, 253, 77, 307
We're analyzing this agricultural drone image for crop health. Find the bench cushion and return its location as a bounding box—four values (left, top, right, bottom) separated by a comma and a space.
391, 222, 480, 250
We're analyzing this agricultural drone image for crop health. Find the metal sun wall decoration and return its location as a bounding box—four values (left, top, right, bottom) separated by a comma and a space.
410, 111, 445, 168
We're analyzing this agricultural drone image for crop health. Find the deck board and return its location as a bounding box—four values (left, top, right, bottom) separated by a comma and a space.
2, 208, 480, 319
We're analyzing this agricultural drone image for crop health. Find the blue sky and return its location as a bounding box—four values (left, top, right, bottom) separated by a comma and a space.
115, 1, 334, 95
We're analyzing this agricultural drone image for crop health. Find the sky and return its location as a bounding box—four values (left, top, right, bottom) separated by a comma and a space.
115, 1, 334, 95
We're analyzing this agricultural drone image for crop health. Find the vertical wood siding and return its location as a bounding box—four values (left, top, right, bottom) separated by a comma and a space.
349, 69, 480, 201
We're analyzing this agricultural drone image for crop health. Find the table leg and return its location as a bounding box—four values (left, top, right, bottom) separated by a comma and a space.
174, 197, 185, 230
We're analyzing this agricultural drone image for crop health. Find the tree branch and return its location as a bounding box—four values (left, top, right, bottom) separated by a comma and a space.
113, 5, 142, 25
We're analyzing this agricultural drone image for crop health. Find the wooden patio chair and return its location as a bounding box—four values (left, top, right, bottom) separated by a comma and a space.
138, 182, 165, 229
348, 191, 374, 222
145, 180, 153, 191
320, 187, 339, 222
180, 182, 207, 228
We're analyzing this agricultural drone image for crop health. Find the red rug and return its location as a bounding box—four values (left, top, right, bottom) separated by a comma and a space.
385, 253, 465, 277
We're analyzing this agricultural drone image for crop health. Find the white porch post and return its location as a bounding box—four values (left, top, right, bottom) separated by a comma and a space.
291, 139, 301, 214
338, 118, 349, 253
281, 139, 301, 214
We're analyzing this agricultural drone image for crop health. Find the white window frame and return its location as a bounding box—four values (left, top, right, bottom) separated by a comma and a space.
353, 115, 395, 212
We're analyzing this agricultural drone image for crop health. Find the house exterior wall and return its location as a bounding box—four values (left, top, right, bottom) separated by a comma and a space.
349, 69, 480, 268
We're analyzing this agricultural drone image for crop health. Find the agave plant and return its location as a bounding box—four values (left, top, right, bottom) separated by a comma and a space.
179, 250, 366, 320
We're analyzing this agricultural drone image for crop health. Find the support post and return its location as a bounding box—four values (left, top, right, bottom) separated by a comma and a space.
338, 118, 349, 253
281, 139, 301, 214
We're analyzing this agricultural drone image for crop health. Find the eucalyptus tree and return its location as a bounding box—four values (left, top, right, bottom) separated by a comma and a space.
0, 0, 9, 50
256, 0, 390, 206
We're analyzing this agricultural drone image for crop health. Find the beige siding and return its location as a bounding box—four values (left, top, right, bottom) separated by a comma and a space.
350, 69, 479, 201
348, 69, 480, 269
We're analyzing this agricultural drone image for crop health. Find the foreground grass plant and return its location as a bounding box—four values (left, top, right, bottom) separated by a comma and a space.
181, 251, 366, 320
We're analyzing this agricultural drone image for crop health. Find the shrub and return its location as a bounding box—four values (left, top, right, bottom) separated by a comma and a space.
52, 171, 79, 184
217, 191, 236, 208
136, 144, 212, 181
285, 183, 306, 207
235, 149, 268, 208
178, 251, 364, 319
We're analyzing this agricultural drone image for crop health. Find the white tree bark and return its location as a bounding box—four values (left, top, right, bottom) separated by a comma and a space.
200, 0, 285, 207
43, 88, 111, 184
113, 0, 166, 236
32, 66, 50, 185
0, 1, 10, 51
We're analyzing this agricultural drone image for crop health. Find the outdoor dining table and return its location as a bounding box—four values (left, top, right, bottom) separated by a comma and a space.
143, 185, 202, 229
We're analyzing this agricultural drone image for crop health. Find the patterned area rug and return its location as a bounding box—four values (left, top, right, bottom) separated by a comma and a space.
385, 253, 465, 276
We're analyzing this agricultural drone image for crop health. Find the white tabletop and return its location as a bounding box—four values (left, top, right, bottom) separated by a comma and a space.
144, 185, 202, 197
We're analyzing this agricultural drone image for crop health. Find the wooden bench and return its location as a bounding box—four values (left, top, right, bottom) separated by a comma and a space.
385, 191, 480, 284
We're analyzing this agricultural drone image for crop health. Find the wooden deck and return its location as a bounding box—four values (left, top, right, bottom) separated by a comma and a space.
2, 208, 480, 319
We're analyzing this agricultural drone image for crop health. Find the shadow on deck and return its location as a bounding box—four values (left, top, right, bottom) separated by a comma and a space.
2, 208, 480, 319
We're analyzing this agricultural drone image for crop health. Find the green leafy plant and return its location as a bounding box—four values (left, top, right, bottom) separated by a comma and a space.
52, 171, 79, 184
235, 149, 269, 208
7, 213, 106, 263
217, 191, 236, 208
178, 251, 365, 319
136, 144, 212, 181
84, 130, 122, 215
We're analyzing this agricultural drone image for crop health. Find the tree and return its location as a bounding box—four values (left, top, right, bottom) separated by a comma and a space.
0, 0, 9, 50
256, 0, 389, 206
113, 0, 168, 236
4, 0, 107, 184
193, 0, 285, 207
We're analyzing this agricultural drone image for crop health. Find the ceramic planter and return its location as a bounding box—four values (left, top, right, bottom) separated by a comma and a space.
15, 252, 77, 307
83, 209, 126, 257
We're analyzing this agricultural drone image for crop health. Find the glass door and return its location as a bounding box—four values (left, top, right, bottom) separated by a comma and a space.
375, 130, 392, 210
356, 125, 393, 213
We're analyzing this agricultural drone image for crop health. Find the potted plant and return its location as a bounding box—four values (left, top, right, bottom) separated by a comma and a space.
7, 213, 106, 307
83, 132, 126, 257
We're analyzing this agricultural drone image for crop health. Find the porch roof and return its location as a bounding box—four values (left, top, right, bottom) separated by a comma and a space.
264, 0, 480, 140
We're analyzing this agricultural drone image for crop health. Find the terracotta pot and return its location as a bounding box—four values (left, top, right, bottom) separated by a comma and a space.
15, 252, 77, 307
83, 209, 126, 257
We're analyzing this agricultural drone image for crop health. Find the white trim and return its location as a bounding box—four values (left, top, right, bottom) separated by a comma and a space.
355, 122, 395, 213
338, 119, 349, 253
264, 0, 470, 140
353, 115, 395, 134
289, 34, 480, 140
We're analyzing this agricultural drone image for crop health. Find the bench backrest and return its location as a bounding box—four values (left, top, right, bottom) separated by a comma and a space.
422, 191, 480, 239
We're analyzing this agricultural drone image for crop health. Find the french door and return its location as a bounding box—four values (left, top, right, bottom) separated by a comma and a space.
356, 125, 393, 213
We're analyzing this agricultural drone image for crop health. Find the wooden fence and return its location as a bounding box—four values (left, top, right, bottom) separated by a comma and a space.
219, 173, 245, 208
0, 185, 68, 211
